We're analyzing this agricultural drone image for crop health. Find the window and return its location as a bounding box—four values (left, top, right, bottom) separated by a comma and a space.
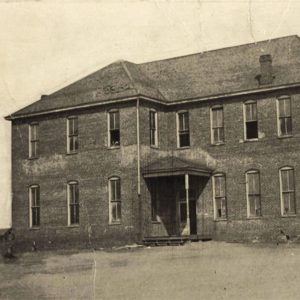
246, 170, 261, 217
29, 123, 39, 158
29, 185, 40, 227
244, 101, 258, 140
177, 111, 190, 148
109, 177, 121, 223
213, 174, 227, 219
108, 110, 120, 147
67, 117, 78, 153
68, 181, 79, 225
149, 110, 158, 147
211, 106, 224, 144
277, 97, 292, 136
280, 167, 296, 216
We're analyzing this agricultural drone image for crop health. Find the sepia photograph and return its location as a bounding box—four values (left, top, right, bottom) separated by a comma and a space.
1, 0, 300, 299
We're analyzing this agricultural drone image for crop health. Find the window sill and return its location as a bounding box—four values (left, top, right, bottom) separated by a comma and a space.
66, 152, 78, 156
246, 216, 263, 220
68, 224, 80, 228
214, 218, 227, 222
211, 142, 225, 147
151, 220, 161, 224
177, 146, 190, 150
109, 222, 121, 226
277, 135, 293, 139
281, 214, 297, 218
107, 146, 120, 150
243, 138, 259, 143
29, 227, 40, 230
28, 157, 39, 160
150, 145, 159, 149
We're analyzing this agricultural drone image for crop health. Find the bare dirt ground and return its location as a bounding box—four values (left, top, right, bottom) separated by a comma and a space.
0, 241, 300, 300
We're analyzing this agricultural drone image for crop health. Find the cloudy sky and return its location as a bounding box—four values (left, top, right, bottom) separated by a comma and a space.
0, 0, 299, 228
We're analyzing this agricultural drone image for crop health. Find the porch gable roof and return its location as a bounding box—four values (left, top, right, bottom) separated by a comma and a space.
142, 156, 213, 178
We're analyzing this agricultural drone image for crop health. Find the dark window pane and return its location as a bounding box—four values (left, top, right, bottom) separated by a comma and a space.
179, 133, 190, 147
286, 117, 292, 135
110, 130, 120, 146
246, 121, 258, 139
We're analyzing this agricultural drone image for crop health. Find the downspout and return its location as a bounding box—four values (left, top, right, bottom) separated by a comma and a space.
136, 98, 142, 242
137, 98, 141, 195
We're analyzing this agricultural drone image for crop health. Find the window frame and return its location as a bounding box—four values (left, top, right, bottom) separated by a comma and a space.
29, 184, 40, 228
67, 116, 78, 154
245, 170, 262, 218
212, 173, 227, 220
277, 96, 292, 137
108, 176, 122, 224
149, 109, 158, 148
210, 105, 225, 145
107, 109, 120, 148
29, 122, 39, 159
176, 110, 190, 148
279, 166, 296, 216
243, 100, 258, 141
67, 181, 79, 226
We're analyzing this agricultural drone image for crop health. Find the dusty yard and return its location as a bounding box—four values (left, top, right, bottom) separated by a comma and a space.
0, 241, 300, 300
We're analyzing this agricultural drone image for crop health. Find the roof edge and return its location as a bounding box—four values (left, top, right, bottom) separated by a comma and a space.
5, 81, 300, 121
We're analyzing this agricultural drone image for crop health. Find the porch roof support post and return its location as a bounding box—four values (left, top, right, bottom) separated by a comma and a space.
185, 173, 190, 236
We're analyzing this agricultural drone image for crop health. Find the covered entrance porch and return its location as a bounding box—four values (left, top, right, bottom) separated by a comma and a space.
142, 157, 213, 245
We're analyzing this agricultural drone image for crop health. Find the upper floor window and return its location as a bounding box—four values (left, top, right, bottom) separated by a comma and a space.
67, 117, 78, 153
108, 110, 120, 147
29, 185, 40, 228
211, 106, 224, 144
212, 174, 227, 219
246, 170, 261, 217
244, 101, 258, 140
29, 123, 39, 158
149, 110, 158, 147
109, 177, 121, 224
67, 181, 79, 225
279, 167, 296, 216
277, 97, 292, 137
177, 111, 190, 148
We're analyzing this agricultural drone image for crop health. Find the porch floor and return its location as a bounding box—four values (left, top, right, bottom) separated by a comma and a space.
142, 235, 212, 246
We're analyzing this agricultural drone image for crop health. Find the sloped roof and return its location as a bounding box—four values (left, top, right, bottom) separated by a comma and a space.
142, 156, 213, 178
6, 35, 300, 119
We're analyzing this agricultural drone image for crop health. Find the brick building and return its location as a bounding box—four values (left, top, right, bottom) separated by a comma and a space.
5, 35, 300, 248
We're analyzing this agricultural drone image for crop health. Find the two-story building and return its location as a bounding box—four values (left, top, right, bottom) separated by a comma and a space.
5, 35, 300, 249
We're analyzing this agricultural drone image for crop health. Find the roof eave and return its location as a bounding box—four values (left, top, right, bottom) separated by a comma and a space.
5, 81, 300, 121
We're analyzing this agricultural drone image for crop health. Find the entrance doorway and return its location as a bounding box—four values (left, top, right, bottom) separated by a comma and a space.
178, 189, 197, 236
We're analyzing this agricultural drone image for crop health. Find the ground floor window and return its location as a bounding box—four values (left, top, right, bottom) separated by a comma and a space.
280, 167, 296, 216
213, 174, 227, 219
29, 185, 40, 227
246, 170, 261, 217
109, 177, 121, 223
68, 181, 79, 225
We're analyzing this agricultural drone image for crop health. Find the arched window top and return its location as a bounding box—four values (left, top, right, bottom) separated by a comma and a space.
277, 95, 290, 100
279, 166, 294, 171
108, 176, 120, 181
244, 100, 256, 104
245, 169, 260, 174
67, 180, 78, 185
29, 184, 39, 188
211, 104, 223, 110
213, 172, 226, 177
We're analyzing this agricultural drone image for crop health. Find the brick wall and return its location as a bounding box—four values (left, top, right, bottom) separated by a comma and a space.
11, 88, 300, 249
139, 89, 300, 242
11, 102, 140, 250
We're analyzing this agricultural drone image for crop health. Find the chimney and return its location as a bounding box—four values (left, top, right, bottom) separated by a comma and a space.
258, 54, 273, 85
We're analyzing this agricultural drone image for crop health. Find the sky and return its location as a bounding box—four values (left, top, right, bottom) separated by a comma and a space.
0, 0, 299, 228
